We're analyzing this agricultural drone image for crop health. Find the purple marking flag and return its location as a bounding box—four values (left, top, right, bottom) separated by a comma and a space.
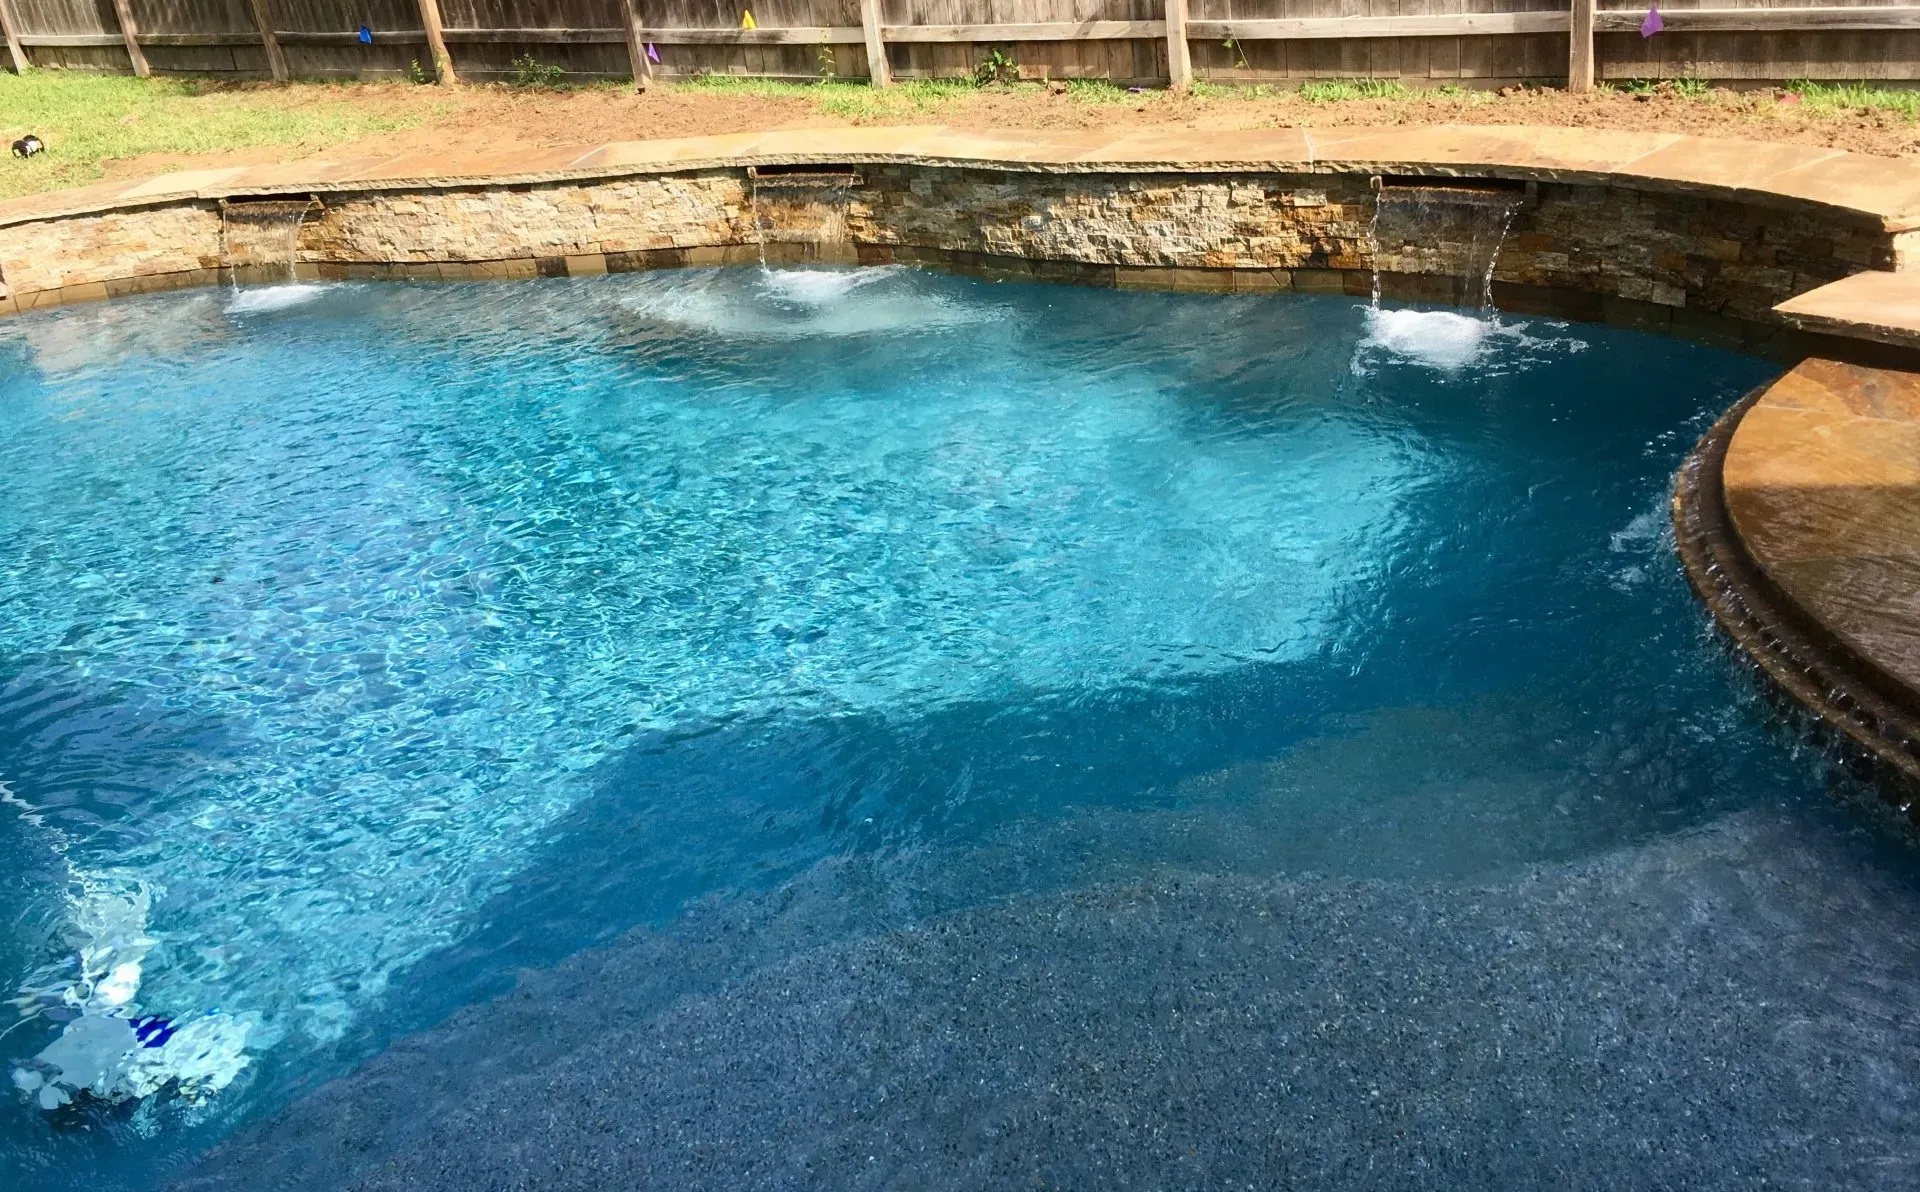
1640, 5, 1664, 37
646, 42, 660, 63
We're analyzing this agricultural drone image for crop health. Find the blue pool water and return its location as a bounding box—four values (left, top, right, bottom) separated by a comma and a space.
2, 267, 1917, 1189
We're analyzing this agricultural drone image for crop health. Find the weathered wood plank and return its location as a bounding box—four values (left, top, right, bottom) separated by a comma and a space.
860, 0, 888, 83
1593, 7, 1920, 33
441, 27, 624, 42
634, 26, 865, 44
620, 0, 650, 89
881, 20, 1164, 41
243, 0, 289, 80
274, 29, 427, 44
0, 0, 29, 73
1163, 0, 1188, 88
17, 32, 125, 46
1570, 0, 1594, 93
1189, 14, 1572, 40
108, 0, 150, 75
413, 0, 455, 81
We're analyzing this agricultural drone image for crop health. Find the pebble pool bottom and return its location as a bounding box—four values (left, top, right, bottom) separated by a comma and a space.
2, 268, 1917, 1190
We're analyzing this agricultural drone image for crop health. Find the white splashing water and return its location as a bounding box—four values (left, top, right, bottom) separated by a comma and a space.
1355, 308, 1588, 376
621, 267, 989, 339
225, 285, 325, 315
758, 267, 899, 304
1360, 309, 1492, 372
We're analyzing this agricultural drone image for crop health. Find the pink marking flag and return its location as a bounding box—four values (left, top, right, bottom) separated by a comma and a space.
1640, 5, 1664, 37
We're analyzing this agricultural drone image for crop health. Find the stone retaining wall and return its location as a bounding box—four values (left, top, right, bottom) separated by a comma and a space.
0, 161, 1908, 355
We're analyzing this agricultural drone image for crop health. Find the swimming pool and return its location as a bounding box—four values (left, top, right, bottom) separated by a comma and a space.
4, 267, 1917, 1189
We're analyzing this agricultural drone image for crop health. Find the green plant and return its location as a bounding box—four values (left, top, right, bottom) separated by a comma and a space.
1298, 78, 1406, 102
407, 58, 429, 85
1221, 35, 1250, 71
1672, 75, 1710, 99
508, 54, 566, 89
1063, 79, 1137, 105
974, 47, 1019, 87
816, 44, 837, 80
1786, 79, 1920, 121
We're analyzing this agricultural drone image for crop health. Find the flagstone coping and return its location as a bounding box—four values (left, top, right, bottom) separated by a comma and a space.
1778, 270, 1920, 353
1676, 358, 1920, 820
5, 125, 1920, 232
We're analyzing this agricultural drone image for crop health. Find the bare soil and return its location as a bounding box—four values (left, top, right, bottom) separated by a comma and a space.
91, 80, 1920, 186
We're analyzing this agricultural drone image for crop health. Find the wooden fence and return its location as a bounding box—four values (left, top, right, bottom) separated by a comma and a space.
1, 0, 1918, 88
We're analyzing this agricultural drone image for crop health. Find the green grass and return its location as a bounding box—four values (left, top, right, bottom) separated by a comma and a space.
1608, 76, 1712, 98
673, 73, 977, 120
1063, 79, 1146, 105
0, 70, 428, 199
1297, 78, 1408, 102
1786, 80, 1920, 121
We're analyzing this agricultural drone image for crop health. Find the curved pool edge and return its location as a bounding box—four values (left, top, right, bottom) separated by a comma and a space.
0, 125, 1918, 375
1674, 364, 1920, 832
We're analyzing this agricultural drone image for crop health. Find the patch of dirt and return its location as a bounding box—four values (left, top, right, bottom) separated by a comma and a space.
89, 79, 1920, 186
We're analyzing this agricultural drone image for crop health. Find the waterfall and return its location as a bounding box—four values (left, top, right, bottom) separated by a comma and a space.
219, 198, 318, 287
745, 166, 862, 270
1367, 179, 1528, 312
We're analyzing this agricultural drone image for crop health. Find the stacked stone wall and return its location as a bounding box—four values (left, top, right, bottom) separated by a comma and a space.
0, 162, 1900, 343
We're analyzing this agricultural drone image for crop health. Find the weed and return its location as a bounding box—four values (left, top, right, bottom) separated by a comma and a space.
974, 48, 1019, 87
1298, 78, 1407, 102
1787, 79, 1920, 121
1201, 81, 1278, 100
1063, 79, 1138, 105
508, 54, 566, 89
817, 44, 837, 80
1221, 35, 1250, 71
1616, 77, 1711, 98
407, 59, 429, 85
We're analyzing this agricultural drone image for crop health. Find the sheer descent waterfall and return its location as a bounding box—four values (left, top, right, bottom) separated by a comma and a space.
746, 165, 863, 268
1368, 179, 1530, 311
219, 197, 320, 287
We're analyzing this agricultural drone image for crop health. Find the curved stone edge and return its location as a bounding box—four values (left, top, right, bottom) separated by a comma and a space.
1673, 385, 1920, 830
6, 125, 1920, 234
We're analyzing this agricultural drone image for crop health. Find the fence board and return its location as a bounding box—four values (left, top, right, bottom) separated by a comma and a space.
8, 0, 1920, 84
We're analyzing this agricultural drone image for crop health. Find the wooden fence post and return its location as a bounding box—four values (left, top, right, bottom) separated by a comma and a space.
242, 0, 289, 81
1568, 0, 1595, 93
860, 0, 890, 86
108, 0, 150, 77
1165, 0, 1191, 89
621, 0, 652, 88
413, 0, 457, 83
0, 0, 29, 75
